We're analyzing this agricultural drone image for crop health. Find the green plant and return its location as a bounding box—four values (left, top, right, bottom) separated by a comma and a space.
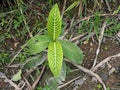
64, 1, 80, 13
37, 86, 51, 90
77, 12, 102, 40
105, 18, 120, 36
26, 4, 84, 77
0, 51, 11, 64
96, 84, 110, 90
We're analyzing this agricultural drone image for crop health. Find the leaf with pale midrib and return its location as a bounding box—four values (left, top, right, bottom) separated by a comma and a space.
48, 41, 63, 77
47, 4, 61, 40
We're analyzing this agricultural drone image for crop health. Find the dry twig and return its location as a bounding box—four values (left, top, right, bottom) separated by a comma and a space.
93, 53, 120, 71
77, 0, 83, 17
61, 0, 67, 19
104, 0, 111, 12
71, 32, 88, 42
23, 76, 33, 90
8, 43, 27, 65
65, 59, 107, 90
0, 72, 21, 90
76, 14, 118, 24
58, 76, 81, 89
32, 65, 46, 89
116, 31, 120, 44
91, 22, 106, 69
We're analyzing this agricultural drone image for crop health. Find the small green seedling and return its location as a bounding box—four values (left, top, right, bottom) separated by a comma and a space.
27, 4, 84, 77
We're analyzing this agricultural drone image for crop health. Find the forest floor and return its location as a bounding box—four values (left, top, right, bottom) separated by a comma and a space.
0, 0, 120, 90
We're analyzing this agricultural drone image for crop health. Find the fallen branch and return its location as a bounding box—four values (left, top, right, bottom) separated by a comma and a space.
104, 0, 111, 12
61, 0, 67, 19
91, 22, 106, 69
58, 75, 81, 89
8, 43, 27, 66
23, 76, 33, 90
77, 14, 118, 23
65, 59, 107, 90
71, 32, 88, 42
93, 53, 120, 71
0, 72, 21, 90
32, 65, 46, 90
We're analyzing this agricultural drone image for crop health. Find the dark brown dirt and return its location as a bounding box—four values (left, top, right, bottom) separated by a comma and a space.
61, 38, 120, 90
0, 1, 120, 90
0, 37, 120, 90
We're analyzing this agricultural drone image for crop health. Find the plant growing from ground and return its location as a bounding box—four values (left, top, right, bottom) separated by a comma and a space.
12, 4, 84, 84
25, 4, 84, 77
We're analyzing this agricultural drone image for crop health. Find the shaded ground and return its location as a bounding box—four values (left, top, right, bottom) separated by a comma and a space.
59, 38, 120, 90
35, 37, 120, 90
0, 38, 120, 90
0, 0, 120, 90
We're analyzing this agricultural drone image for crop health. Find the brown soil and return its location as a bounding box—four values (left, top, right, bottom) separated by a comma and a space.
61, 38, 120, 90
0, 1, 120, 90
0, 37, 120, 90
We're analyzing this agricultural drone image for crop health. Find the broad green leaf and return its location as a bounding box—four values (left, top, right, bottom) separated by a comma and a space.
59, 40, 84, 64
12, 70, 22, 81
65, 1, 80, 13
48, 41, 63, 77
47, 4, 62, 40
27, 35, 51, 54
22, 54, 46, 71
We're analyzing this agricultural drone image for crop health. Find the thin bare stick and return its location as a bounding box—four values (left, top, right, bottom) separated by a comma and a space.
61, 0, 67, 19
116, 31, 120, 43
0, 72, 21, 90
60, 20, 69, 39
19, 81, 26, 90
91, 22, 106, 69
8, 43, 27, 65
93, 53, 120, 71
37, 27, 47, 35
23, 76, 33, 90
70, 16, 75, 28
65, 59, 107, 90
32, 65, 46, 89
60, 17, 75, 39
68, 17, 76, 40
6, 64, 22, 68
104, 0, 111, 12
81, 32, 95, 41
71, 32, 88, 42
77, 0, 83, 17
58, 76, 81, 89
76, 14, 118, 24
